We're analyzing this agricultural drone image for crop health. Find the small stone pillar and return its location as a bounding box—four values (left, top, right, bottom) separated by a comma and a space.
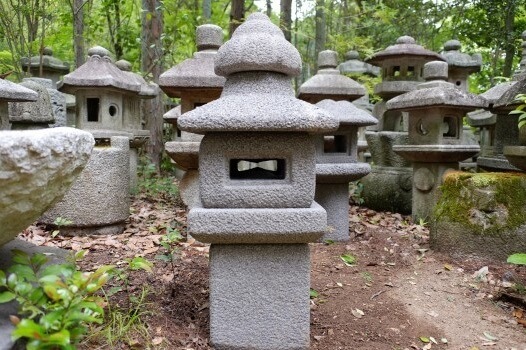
179, 13, 337, 349
20, 47, 70, 88
361, 36, 445, 214
298, 50, 376, 241
476, 32, 526, 171
8, 79, 54, 130
387, 61, 486, 221
159, 24, 226, 208
314, 99, 377, 241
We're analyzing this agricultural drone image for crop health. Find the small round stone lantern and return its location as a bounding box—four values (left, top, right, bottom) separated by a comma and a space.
159, 24, 226, 208
179, 13, 338, 349
387, 61, 487, 221
362, 36, 445, 214
20, 47, 70, 88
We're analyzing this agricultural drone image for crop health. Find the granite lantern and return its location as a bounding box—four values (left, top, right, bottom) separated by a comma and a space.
314, 99, 377, 241
298, 50, 376, 241
179, 13, 337, 349
159, 24, 226, 208
440, 39, 481, 92
387, 61, 487, 221
361, 36, 445, 214
20, 47, 70, 87
40, 46, 138, 235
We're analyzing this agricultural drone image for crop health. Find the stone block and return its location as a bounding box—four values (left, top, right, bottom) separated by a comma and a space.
199, 132, 316, 208
40, 136, 130, 235
315, 183, 351, 241
188, 202, 326, 243
209, 244, 310, 350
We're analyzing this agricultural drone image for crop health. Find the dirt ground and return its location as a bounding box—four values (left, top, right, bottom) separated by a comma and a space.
20, 191, 526, 350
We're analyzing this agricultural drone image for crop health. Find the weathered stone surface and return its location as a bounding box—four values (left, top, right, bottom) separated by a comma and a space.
0, 80, 38, 102
366, 36, 444, 66
40, 136, 130, 235
315, 182, 351, 242
188, 202, 326, 244
199, 132, 315, 208
339, 50, 380, 76
116, 59, 158, 98
315, 162, 371, 183
0, 128, 94, 245
432, 172, 526, 260
209, 244, 310, 350
24, 77, 68, 127
9, 79, 54, 127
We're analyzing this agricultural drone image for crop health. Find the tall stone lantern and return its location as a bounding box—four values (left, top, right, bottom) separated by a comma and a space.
159, 24, 226, 208
361, 36, 445, 214
178, 13, 337, 349
298, 50, 376, 242
387, 61, 487, 221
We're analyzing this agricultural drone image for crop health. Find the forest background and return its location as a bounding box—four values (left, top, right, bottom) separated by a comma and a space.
1, 0, 525, 169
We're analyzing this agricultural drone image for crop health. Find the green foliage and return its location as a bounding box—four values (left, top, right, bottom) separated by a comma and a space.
136, 160, 179, 200
155, 225, 182, 264
349, 181, 365, 205
510, 93, 526, 129
0, 249, 112, 348
507, 253, 526, 265
340, 253, 357, 266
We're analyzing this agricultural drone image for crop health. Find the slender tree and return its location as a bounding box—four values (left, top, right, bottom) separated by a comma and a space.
229, 0, 245, 37
280, 0, 292, 42
72, 0, 85, 68
314, 0, 326, 65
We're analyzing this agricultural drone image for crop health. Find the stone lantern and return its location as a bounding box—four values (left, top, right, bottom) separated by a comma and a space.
361, 36, 445, 214
298, 50, 376, 241
159, 24, 226, 208
8, 79, 54, 130
40, 46, 138, 235
339, 50, 380, 77
440, 39, 481, 92
20, 47, 70, 88
179, 13, 337, 349
314, 99, 376, 241
387, 61, 487, 221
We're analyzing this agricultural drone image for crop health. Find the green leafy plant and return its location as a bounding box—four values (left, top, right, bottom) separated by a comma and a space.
0, 249, 112, 349
51, 217, 73, 238
107, 256, 153, 298
507, 253, 526, 265
349, 181, 365, 205
340, 253, 357, 266
155, 225, 183, 264
136, 161, 179, 200
509, 93, 526, 129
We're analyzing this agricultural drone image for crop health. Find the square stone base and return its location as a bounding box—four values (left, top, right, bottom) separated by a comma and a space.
210, 244, 310, 350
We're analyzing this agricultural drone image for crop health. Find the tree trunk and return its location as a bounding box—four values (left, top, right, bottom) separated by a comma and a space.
280, 0, 292, 42
502, 0, 516, 77
229, 0, 245, 37
266, 0, 272, 17
141, 0, 164, 173
202, 0, 211, 23
315, 0, 326, 66
73, 0, 85, 68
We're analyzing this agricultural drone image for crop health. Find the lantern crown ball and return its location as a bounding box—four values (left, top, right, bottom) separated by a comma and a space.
318, 50, 338, 69
214, 12, 302, 77
196, 24, 223, 51
423, 61, 448, 81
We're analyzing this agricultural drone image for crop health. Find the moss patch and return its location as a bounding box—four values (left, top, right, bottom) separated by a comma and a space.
434, 171, 526, 235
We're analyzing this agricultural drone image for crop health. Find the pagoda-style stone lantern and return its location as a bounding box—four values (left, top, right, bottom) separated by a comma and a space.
179, 13, 337, 349
440, 39, 481, 92
314, 99, 376, 241
9, 79, 54, 130
40, 46, 140, 234
159, 24, 226, 208
361, 36, 445, 214
387, 61, 487, 221
0, 79, 94, 246
20, 47, 70, 87
298, 50, 376, 241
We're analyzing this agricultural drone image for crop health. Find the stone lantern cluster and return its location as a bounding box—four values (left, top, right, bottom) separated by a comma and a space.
159, 24, 225, 208
299, 50, 376, 242
387, 61, 487, 220
40, 46, 155, 235
361, 36, 445, 214
178, 13, 338, 349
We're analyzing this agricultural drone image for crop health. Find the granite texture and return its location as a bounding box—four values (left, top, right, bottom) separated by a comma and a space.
24, 77, 68, 127
338, 50, 380, 76
116, 59, 158, 98
315, 162, 371, 183
9, 79, 54, 126
316, 99, 377, 127
315, 183, 351, 241
298, 50, 366, 103
188, 202, 326, 244
366, 36, 444, 66
214, 13, 302, 77
0, 128, 94, 245
441, 40, 481, 71
165, 141, 200, 170
199, 132, 315, 208
40, 136, 130, 235
209, 244, 310, 350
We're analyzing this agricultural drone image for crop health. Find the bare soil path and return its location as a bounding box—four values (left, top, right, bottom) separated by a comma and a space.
20, 194, 526, 350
